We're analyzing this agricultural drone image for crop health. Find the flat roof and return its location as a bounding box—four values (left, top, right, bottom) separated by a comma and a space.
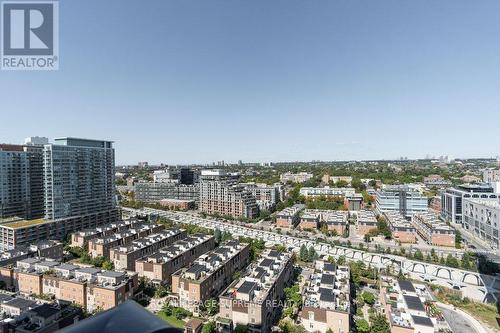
1, 218, 48, 229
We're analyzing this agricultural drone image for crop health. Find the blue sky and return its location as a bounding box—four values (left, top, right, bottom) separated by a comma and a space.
1, 0, 499, 165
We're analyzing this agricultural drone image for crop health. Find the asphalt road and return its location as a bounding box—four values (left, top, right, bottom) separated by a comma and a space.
439, 306, 479, 333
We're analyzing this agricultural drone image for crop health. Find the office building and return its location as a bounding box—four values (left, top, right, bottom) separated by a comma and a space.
172, 240, 251, 312
463, 199, 500, 249
135, 182, 199, 204
135, 234, 215, 285
299, 187, 356, 198
375, 186, 428, 218
275, 204, 305, 228
199, 170, 258, 219
218, 249, 293, 333
412, 212, 455, 247
110, 229, 186, 271
280, 172, 313, 184
441, 184, 499, 225
384, 212, 416, 244
301, 260, 351, 333
153, 167, 199, 185
14, 258, 138, 313
379, 277, 436, 333
356, 210, 378, 236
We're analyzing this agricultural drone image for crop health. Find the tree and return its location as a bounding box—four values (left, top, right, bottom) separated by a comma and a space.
455, 230, 462, 249
356, 319, 370, 333
299, 244, 308, 261
154, 285, 168, 298
307, 247, 318, 262
205, 298, 218, 316
201, 321, 216, 333
413, 249, 424, 261
461, 252, 472, 270
102, 260, 114, 270
371, 314, 391, 333
214, 228, 222, 244
361, 291, 376, 305
234, 325, 251, 333
445, 254, 459, 268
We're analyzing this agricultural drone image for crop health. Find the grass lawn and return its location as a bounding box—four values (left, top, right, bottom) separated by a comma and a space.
157, 311, 185, 328
459, 302, 500, 331
433, 287, 500, 331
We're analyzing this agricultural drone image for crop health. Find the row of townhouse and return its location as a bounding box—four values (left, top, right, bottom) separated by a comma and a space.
379, 277, 438, 333
88, 223, 165, 258
298, 210, 349, 235
384, 212, 416, 244
172, 240, 251, 312
411, 212, 455, 247
11, 258, 138, 313
135, 234, 216, 285
110, 229, 187, 271
0, 293, 82, 333
356, 210, 378, 236
301, 260, 351, 333
276, 204, 306, 228
218, 249, 294, 333
70, 217, 143, 248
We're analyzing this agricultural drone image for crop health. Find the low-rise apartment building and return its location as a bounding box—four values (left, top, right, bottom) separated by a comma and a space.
14, 258, 138, 312
412, 212, 455, 247
301, 260, 351, 333
88, 223, 165, 258
242, 183, 282, 211
462, 199, 500, 249
299, 187, 356, 198
379, 277, 436, 333
384, 212, 416, 244
356, 210, 377, 236
110, 229, 187, 271
159, 199, 196, 210
276, 204, 305, 228
0, 209, 120, 251
172, 240, 251, 312
280, 172, 313, 184
218, 250, 293, 333
71, 218, 142, 248
135, 234, 215, 285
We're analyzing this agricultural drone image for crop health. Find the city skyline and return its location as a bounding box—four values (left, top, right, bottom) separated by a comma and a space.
2, 0, 500, 164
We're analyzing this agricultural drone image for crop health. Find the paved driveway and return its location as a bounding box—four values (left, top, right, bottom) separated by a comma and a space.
439, 306, 479, 333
